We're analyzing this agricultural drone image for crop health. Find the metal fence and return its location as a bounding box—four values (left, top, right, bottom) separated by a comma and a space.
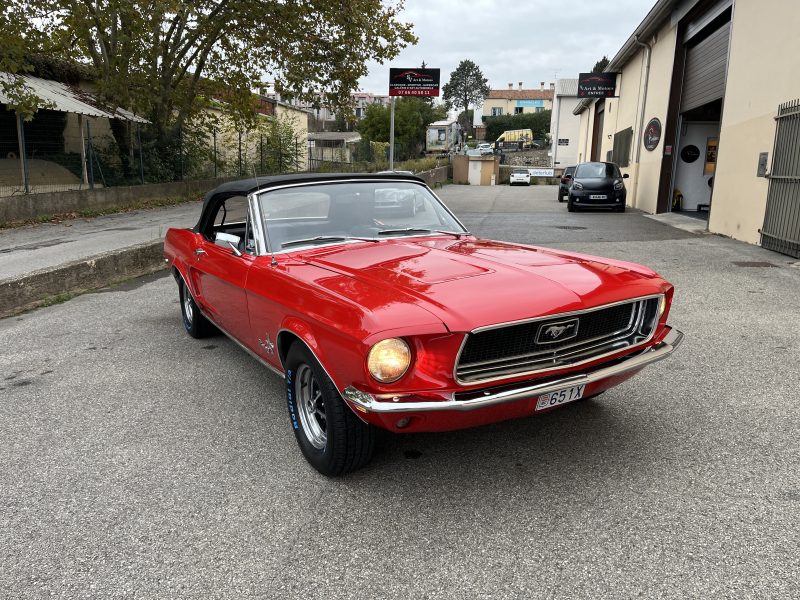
0, 108, 309, 199
761, 99, 800, 258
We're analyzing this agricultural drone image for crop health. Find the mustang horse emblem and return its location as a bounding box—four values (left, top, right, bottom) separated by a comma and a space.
537, 318, 580, 344
545, 324, 575, 339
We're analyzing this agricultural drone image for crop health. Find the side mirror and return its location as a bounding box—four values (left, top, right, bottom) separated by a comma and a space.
623, 173, 630, 179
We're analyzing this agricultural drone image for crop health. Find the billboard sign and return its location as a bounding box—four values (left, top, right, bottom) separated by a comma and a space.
577, 73, 618, 98
389, 68, 440, 97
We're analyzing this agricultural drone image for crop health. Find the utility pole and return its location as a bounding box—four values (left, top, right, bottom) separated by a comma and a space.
389, 96, 396, 170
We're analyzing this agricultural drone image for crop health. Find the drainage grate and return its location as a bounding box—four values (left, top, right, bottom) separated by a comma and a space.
731, 261, 778, 268
553, 226, 588, 230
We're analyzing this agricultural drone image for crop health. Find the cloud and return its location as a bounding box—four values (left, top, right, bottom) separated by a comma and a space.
359, 0, 655, 94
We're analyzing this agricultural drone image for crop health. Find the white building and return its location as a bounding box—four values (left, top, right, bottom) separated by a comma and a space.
549, 79, 582, 169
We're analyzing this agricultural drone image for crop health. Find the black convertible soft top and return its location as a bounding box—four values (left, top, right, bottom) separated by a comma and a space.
195, 172, 424, 233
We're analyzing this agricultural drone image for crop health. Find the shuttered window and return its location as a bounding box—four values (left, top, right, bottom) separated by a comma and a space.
612, 127, 633, 167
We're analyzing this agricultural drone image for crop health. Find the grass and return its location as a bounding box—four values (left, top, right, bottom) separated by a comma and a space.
0, 194, 200, 229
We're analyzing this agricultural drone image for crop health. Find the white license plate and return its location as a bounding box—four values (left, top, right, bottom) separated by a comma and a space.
536, 385, 586, 411
589, 194, 607, 199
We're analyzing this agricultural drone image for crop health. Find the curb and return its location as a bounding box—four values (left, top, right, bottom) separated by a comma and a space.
0, 240, 167, 318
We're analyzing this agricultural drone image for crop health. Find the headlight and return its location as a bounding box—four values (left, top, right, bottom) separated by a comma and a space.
367, 338, 411, 383
658, 295, 667, 317
572, 182, 583, 190
614, 180, 624, 190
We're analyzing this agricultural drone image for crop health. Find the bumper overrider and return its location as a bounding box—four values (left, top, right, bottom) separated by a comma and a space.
343, 327, 683, 422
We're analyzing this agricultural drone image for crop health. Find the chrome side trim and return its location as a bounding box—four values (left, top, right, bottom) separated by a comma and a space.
196, 305, 285, 379
344, 328, 683, 414
453, 294, 663, 385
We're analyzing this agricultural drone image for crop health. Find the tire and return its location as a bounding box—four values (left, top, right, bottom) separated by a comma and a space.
567, 198, 577, 212
616, 204, 626, 212
178, 277, 217, 338
285, 343, 375, 476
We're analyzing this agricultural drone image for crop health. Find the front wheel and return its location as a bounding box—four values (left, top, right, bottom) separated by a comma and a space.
567, 198, 577, 212
285, 343, 375, 476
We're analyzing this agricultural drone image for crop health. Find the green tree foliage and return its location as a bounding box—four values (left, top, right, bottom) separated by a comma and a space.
357, 98, 446, 160
2, 0, 416, 172
457, 109, 473, 132
592, 56, 610, 73
484, 111, 552, 144
441, 60, 489, 132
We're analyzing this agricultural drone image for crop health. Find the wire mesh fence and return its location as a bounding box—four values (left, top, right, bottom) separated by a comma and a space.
0, 108, 311, 198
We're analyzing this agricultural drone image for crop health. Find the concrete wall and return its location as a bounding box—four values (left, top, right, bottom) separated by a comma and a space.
0, 177, 228, 224
708, 0, 800, 245
415, 166, 449, 188
452, 155, 469, 184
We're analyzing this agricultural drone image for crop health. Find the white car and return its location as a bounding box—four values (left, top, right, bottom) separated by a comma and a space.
477, 143, 494, 155
509, 168, 531, 186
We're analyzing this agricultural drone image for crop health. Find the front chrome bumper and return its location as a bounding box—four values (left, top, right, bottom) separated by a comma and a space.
343, 327, 683, 414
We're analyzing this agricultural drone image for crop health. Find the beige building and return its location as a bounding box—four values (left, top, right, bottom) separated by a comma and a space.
483, 82, 554, 118
549, 79, 582, 169
574, 0, 800, 257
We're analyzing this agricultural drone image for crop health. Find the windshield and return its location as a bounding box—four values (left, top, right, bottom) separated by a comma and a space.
575, 163, 621, 178
256, 181, 467, 252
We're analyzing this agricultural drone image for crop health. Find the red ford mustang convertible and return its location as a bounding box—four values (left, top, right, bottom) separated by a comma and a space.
164, 174, 682, 475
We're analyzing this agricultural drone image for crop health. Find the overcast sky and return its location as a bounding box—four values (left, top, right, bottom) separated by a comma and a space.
358, 0, 656, 94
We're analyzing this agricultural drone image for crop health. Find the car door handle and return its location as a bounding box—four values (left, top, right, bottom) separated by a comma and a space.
194, 248, 206, 256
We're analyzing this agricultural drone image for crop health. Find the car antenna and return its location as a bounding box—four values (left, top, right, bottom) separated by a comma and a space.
251, 164, 277, 266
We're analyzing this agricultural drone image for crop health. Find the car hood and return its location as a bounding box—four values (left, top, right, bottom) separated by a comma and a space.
297, 237, 665, 333
574, 177, 620, 191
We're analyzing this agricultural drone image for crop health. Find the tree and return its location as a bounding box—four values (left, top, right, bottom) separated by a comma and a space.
592, 56, 610, 73
483, 111, 552, 144
441, 60, 490, 134
357, 98, 446, 160
3, 0, 416, 175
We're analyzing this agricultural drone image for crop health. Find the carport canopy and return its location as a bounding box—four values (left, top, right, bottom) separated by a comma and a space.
0, 72, 148, 123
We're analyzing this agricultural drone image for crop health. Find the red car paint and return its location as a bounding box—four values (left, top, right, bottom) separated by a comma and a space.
165, 223, 676, 434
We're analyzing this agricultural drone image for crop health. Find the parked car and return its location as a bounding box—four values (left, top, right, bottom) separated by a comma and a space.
568, 161, 629, 212
558, 166, 576, 202
477, 143, 494, 155
509, 168, 531, 186
164, 173, 682, 476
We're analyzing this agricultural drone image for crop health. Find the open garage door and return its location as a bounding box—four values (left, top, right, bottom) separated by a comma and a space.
681, 21, 731, 113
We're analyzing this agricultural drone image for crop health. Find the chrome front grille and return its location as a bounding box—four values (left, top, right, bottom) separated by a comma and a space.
455, 297, 661, 384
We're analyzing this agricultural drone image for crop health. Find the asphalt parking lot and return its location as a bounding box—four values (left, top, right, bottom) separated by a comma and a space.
2, 184, 798, 598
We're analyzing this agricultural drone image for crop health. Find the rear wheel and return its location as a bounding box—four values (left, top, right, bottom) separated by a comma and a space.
285, 343, 375, 476
178, 277, 216, 338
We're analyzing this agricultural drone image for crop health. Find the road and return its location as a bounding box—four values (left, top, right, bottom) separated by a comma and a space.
2, 184, 799, 598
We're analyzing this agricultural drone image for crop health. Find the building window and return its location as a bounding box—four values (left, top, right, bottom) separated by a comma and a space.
514, 107, 524, 114
612, 127, 633, 167
491, 107, 503, 116
535, 107, 544, 113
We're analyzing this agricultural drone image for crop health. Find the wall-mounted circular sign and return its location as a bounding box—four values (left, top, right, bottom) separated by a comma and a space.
643, 118, 662, 151
681, 145, 701, 163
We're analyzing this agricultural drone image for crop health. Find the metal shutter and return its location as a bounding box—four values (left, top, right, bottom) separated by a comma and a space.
681, 23, 730, 113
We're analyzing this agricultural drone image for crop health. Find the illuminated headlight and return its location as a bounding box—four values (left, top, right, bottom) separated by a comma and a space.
367, 338, 411, 383
572, 182, 583, 190
658, 295, 667, 317
614, 180, 624, 190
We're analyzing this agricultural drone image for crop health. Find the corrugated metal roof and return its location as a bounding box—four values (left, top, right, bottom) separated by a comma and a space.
0, 72, 148, 123
555, 79, 579, 97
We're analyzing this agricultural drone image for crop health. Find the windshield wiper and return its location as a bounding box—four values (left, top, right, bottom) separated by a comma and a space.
377, 228, 469, 238
281, 236, 347, 249
280, 236, 378, 249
